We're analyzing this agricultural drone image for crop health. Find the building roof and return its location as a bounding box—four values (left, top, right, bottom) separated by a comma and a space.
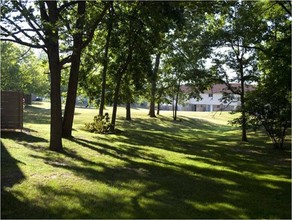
207, 83, 255, 93
181, 83, 256, 94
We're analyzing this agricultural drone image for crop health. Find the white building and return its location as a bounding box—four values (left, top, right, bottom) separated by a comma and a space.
160, 83, 255, 112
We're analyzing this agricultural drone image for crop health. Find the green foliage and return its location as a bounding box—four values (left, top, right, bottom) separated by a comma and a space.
245, 84, 291, 149
84, 114, 112, 134
1, 42, 50, 96
242, 0, 291, 149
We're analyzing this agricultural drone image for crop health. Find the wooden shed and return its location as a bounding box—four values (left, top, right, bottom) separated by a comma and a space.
1, 91, 24, 129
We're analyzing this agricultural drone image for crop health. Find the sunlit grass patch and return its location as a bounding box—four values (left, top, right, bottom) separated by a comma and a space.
1, 102, 291, 219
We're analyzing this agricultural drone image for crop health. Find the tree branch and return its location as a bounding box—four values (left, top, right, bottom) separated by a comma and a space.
81, 2, 110, 49
12, 1, 46, 43
60, 55, 72, 66
276, 0, 292, 15
58, 1, 79, 14
1, 26, 46, 49
1, 38, 46, 50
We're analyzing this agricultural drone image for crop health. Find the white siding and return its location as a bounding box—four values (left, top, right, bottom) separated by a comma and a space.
188, 93, 239, 106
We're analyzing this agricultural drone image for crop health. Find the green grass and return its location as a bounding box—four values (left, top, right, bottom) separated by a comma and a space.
1, 102, 291, 219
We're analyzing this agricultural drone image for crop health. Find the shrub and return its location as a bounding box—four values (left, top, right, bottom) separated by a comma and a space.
245, 88, 291, 149
85, 113, 113, 134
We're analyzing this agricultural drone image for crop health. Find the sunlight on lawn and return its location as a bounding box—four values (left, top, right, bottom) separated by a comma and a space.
1, 102, 291, 219
186, 201, 249, 219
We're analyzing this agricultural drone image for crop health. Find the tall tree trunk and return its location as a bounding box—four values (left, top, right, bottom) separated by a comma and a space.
241, 107, 248, 142
62, 52, 82, 137
99, 6, 113, 116
48, 49, 63, 151
157, 102, 160, 115
149, 98, 156, 117
46, 1, 63, 151
240, 60, 248, 142
149, 53, 161, 117
126, 101, 131, 121
62, 1, 86, 137
111, 73, 123, 129
111, 13, 134, 130
111, 54, 132, 129
172, 93, 175, 120
174, 85, 179, 121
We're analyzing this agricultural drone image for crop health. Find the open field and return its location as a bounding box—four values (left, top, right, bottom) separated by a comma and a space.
1, 102, 291, 219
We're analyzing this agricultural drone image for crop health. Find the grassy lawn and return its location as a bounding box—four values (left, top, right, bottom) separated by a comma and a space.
1, 102, 291, 219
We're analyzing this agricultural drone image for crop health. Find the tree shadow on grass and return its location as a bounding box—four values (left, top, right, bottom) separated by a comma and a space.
1, 141, 29, 218
29, 138, 291, 219
1, 130, 48, 193
3, 131, 290, 218
43, 133, 290, 218
1, 130, 48, 143
2, 115, 291, 218
1, 141, 26, 189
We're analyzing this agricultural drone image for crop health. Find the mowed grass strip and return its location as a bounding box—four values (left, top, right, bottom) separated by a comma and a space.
1, 102, 291, 219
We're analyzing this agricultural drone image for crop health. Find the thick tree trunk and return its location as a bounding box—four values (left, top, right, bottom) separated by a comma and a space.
46, 1, 63, 151
149, 99, 156, 117
62, 2, 85, 138
126, 101, 131, 121
48, 50, 63, 151
149, 53, 161, 117
62, 52, 82, 137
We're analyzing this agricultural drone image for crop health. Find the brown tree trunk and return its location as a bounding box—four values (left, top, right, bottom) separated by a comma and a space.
149, 53, 161, 117
111, 53, 132, 130
157, 102, 160, 115
149, 99, 156, 117
111, 14, 134, 130
240, 60, 248, 142
99, 5, 113, 116
126, 102, 131, 121
62, 2, 86, 138
62, 52, 82, 137
172, 94, 175, 120
45, 1, 63, 151
48, 51, 63, 151
111, 73, 123, 129
173, 85, 179, 121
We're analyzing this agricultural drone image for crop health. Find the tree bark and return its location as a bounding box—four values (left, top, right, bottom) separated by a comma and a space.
45, 1, 63, 151
111, 73, 123, 129
99, 4, 113, 116
157, 102, 160, 115
48, 49, 63, 151
240, 59, 248, 142
173, 85, 180, 121
62, 2, 86, 138
126, 101, 131, 121
62, 52, 82, 137
172, 94, 175, 120
149, 53, 161, 117
111, 51, 132, 130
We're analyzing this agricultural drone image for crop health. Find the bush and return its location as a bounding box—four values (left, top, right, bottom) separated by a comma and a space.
245, 88, 291, 149
85, 113, 113, 134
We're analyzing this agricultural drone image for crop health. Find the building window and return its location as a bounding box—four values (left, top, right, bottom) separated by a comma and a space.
208, 93, 213, 97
